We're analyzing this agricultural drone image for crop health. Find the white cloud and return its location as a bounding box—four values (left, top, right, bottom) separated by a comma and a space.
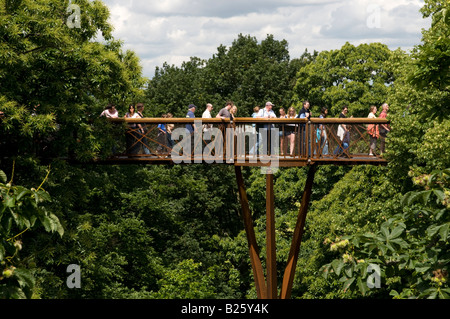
101, 0, 430, 78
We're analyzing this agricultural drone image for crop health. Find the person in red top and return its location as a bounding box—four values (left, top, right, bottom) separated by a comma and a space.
378, 103, 390, 155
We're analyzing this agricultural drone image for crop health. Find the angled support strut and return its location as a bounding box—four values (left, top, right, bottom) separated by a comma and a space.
280, 164, 317, 299
235, 166, 267, 299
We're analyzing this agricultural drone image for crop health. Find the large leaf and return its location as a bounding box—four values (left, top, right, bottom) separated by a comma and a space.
331, 259, 344, 276
438, 223, 449, 241
357, 277, 367, 296
0, 170, 7, 183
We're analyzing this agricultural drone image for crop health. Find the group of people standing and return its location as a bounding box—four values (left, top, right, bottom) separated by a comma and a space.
100, 100, 390, 158
367, 103, 390, 156
100, 102, 154, 155
275, 101, 390, 157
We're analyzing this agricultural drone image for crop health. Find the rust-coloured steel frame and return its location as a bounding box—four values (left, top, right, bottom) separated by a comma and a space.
280, 164, 317, 299
104, 117, 390, 299
235, 166, 267, 299
235, 165, 317, 299
265, 171, 277, 299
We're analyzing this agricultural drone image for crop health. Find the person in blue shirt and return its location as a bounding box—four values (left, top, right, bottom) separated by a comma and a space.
296, 101, 311, 157
157, 113, 168, 155
186, 104, 196, 133
185, 104, 197, 156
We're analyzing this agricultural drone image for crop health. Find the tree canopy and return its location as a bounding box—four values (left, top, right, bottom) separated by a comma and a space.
293, 42, 393, 117
0, 0, 146, 161
146, 33, 316, 118
0, 0, 448, 300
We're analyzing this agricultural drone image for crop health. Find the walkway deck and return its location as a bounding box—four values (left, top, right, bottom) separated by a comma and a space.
102, 116, 390, 299
105, 117, 389, 167
20, 116, 389, 299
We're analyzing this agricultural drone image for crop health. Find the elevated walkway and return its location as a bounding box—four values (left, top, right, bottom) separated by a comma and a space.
100, 117, 389, 299
24, 116, 388, 299
105, 117, 389, 167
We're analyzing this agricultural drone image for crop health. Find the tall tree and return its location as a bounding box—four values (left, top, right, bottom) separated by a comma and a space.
293, 42, 394, 117
319, 0, 450, 299
145, 34, 314, 117
408, 0, 449, 121
0, 0, 146, 161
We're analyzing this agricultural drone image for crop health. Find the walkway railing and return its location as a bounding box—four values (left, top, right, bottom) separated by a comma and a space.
108, 117, 389, 166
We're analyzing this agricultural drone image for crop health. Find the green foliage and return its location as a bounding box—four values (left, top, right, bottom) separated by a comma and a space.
1, 0, 449, 301
314, 2, 449, 299
410, 1, 450, 95
153, 259, 240, 299
320, 169, 450, 299
405, 0, 450, 122
0, 0, 146, 161
145, 34, 315, 117
293, 42, 393, 117
0, 167, 63, 298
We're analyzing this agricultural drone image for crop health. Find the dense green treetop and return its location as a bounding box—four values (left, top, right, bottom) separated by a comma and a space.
293, 42, 394, 117
145, 33, 316, 118
0, 0, 448, 300
0, 0, 146, 161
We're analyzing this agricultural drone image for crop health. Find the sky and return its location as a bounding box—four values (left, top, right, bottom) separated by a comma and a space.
100, 0, 430, 79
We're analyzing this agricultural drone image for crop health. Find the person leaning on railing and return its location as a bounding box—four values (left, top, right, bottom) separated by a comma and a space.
333, 106, 350, 157
378, 103, 390, 156
255, 102, 277, 155
317, 107, 329, 156
124, 104, 141, 155
279, 107, 287, 155
285, 107, 297, 157
296, 101, 311, 157
136, 103, 151, 155
166, 113, 175, 150
156, 113, 169, 155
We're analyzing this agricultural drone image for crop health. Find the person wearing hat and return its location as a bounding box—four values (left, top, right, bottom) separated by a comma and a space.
256, 101, 277, 120
255, 102, 277, 155
186, 104, 196, 134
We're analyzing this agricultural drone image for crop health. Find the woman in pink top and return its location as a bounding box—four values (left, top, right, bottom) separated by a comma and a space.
367, 105, 379, 156
378, 103, 390, 155
100, 104, 119, 118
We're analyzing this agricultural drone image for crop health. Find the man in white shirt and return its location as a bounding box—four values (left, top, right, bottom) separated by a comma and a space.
256, 102, 277, 155
202, 103, 213, 118
202, 103, 214, 150
202, 103, 213, 132
256, 101, 277, 120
